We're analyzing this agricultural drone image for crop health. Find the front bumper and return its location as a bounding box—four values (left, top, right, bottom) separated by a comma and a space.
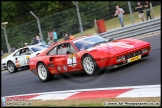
1, 65, 7, 70
105, 54, 149, 69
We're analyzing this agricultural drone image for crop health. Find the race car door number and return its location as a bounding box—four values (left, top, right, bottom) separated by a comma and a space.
67, 54, 77, 66
127, 55, 141, 63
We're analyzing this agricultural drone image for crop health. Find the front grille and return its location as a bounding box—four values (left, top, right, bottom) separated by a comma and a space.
125, 50, 142, 59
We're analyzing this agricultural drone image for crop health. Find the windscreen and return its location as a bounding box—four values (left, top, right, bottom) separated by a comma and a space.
30, 46, 46, 52
73, 36, 107, 51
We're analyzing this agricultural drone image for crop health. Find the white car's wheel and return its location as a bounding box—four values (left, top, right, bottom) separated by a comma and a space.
37, 62, 54, 82
7, 61, 18, 73
82, 55, 100, 76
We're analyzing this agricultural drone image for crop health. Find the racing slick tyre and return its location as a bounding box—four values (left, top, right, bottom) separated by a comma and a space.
7, 61, 18, 73
37, 62, 54, 82
82, 54, 101, 76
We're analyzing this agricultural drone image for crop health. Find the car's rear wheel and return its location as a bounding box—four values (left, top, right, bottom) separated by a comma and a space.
82, 55, 100, 76
37, 62, 54, 82
7, 61, 18, 73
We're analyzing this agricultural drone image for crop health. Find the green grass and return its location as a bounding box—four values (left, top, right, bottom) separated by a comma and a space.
2, 53, 10, 59
30, 97, 160, 107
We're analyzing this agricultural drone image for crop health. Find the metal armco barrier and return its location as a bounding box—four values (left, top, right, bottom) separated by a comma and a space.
98, 18, 161, 39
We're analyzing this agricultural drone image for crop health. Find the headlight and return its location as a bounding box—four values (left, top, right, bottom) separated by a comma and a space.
142, 48, 149, 54
116, 55, 126, 63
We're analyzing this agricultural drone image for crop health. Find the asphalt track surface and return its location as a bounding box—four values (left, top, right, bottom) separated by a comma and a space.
1, 34, 160, 97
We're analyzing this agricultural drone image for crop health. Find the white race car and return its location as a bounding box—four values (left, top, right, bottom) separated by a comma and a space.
1, 45, 48, 73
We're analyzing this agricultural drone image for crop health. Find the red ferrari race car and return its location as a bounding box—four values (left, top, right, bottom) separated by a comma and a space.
28, 35, 151, 82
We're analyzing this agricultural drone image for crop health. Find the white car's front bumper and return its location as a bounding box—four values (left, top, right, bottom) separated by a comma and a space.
1, 63, 7, 70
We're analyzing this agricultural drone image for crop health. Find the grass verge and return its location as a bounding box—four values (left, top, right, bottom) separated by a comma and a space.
2, 53, 10, 59
27, 97, 160, 107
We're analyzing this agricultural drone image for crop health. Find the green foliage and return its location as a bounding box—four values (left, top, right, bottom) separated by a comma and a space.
1, 1, 18, 21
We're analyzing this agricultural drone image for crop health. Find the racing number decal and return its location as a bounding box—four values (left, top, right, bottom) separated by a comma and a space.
26, 55, 30, 62
67, 54, 77, 66
109, 43, 134, 48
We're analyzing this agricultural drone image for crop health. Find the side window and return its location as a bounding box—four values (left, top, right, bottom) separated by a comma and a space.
27, 48, 33, 54
47, 46, 57, 55
57, 43, 69, 55
57, 43, 76, 55
20, 48, 28, 55
13, 50, 20, 56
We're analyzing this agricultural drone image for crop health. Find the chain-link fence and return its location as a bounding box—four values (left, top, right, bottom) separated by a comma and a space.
1, 1, 161, 53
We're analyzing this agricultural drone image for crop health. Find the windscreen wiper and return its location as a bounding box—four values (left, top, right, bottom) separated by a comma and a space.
93, 41, 107, 46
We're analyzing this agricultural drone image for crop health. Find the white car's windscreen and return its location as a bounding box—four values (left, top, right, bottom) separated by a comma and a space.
30, 46, 46, 52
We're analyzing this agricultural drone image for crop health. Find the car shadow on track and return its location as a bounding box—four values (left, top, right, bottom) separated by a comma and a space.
51, 59, 148, 82
55, 71, 87, 79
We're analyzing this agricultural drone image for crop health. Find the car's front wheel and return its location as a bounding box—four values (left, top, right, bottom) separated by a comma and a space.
82, 55, 100, 76
7, 61, 18, 73
37, 62, 54, 82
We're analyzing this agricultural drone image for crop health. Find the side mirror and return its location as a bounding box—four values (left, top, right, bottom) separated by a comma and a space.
66, 51, 71, 54
108, 38, 113, 42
